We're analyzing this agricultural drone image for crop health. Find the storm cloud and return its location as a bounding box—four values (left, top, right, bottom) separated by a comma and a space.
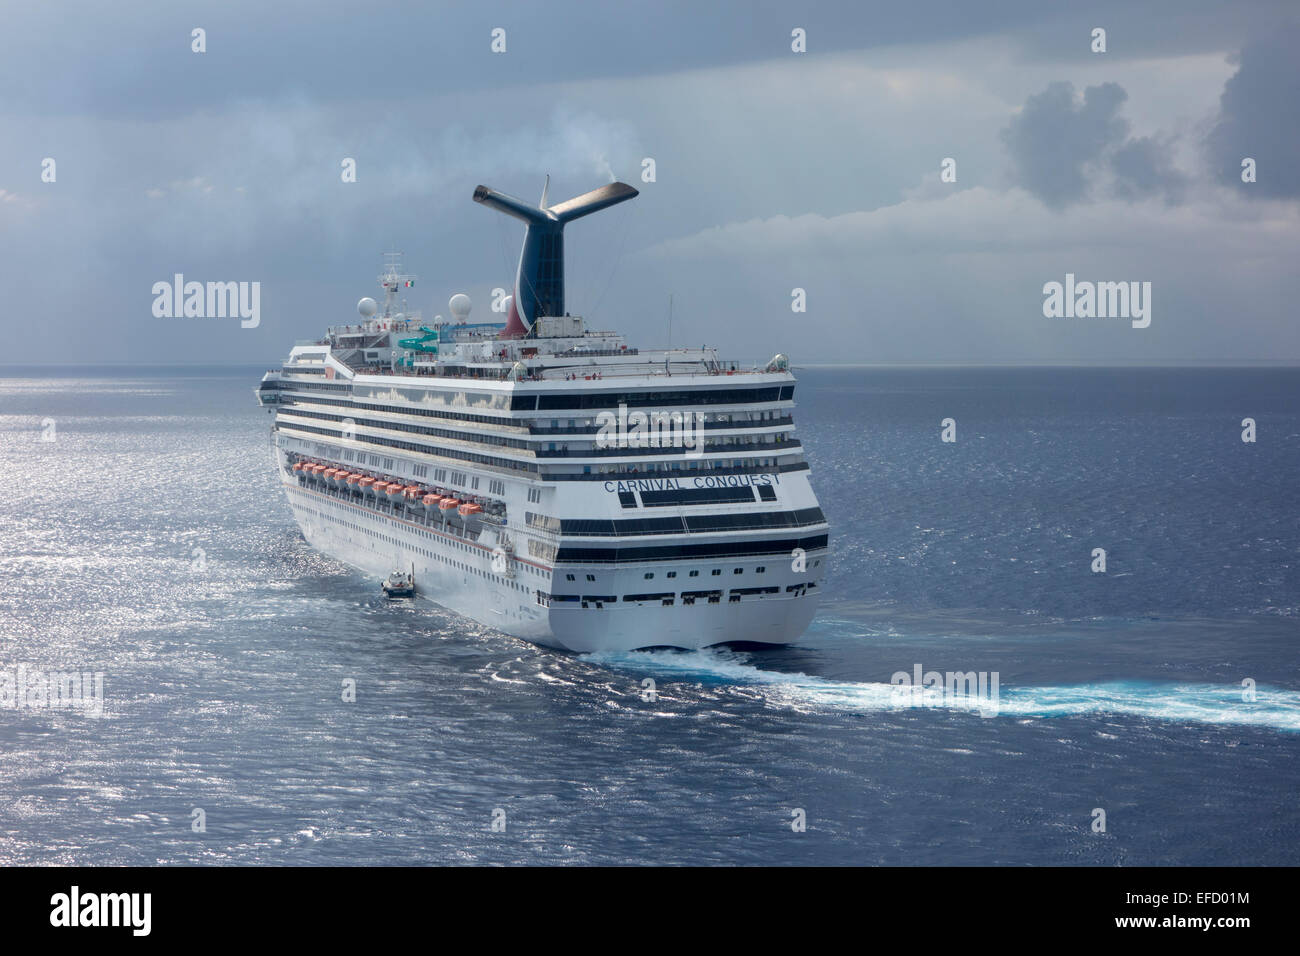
1001, 82, 1189, 207
1204, 21, 1300, 198
1, 1, 1298, 365
1001, 82, 1130, 208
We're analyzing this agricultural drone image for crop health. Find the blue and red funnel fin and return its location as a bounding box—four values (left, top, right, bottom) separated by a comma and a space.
473, 180, 638, 337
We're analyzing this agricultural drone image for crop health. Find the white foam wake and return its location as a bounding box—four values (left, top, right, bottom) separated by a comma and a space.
583, 649, 1300, 732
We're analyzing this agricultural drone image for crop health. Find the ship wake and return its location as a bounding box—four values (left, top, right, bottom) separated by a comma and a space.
583, 649, 1300, 732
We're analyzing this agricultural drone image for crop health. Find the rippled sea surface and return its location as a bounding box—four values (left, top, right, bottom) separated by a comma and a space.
0, 365, 1297, 865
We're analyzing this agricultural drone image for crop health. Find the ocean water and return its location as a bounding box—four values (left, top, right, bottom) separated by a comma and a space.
0, 365, 1297, 866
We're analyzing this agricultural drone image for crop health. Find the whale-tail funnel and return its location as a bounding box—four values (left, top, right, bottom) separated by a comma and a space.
473, 179, 638, 336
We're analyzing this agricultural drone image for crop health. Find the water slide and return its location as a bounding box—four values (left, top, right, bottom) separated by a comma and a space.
397, 326, 440, 354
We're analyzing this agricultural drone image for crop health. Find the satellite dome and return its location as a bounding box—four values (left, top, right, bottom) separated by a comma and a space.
357, 297, 378, 318
449, 293, 472, 322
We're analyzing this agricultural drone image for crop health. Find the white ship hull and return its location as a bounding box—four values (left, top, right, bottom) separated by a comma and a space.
283, 479, 820, 654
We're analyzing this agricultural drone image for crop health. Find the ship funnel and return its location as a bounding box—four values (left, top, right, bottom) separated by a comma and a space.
473, 179, 638, 336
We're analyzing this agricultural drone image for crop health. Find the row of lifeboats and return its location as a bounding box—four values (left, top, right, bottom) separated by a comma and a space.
292, 460, 485, 518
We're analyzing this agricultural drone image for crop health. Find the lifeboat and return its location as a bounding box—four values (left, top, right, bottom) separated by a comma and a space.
404, 485, 421, 501
324, 467, 340, 485
346, 473, 362, 489
293, 461, 305, 472
438, 497, 461, 524
458, 502, 482, 516
385, 482, 404, 501
422, 494, 442, 513
359, 477, 375, 494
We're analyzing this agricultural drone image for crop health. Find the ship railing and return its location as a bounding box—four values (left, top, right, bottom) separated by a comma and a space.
327, 314, 424, 337
549, 348, 640, 358
344, 363, 766, 382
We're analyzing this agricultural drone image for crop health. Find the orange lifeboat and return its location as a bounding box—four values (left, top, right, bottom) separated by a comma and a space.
359, 477, 375, 493
384, 482, 404, 501
346, 473, 362, 487
404, 485, 421, 500
438, 497, 460, 511
293, 462, 305, 472
458, 502, 482, 516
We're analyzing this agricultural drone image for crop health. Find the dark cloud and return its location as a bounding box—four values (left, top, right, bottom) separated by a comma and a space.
2, 2, 1298, 365
1204, 22, 1300, 197
1, 0, 1292, 120
1111, 136, 1187, 204
1000, 82, 1129, 208
1003, 82, 1194, 207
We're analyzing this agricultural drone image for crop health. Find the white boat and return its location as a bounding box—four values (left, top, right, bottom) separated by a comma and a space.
381, 567, 416, 598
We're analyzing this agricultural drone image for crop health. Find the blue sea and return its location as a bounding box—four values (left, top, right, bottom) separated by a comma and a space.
0, 365, 1297, 865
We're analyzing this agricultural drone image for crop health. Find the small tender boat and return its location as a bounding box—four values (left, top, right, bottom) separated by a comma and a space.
381, 565, 415, 598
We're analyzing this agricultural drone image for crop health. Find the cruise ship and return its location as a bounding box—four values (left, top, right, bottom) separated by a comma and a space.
256, 178, 828, 652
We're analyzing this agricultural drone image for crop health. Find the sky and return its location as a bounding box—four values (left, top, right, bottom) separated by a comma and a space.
1, 0, 1297, 365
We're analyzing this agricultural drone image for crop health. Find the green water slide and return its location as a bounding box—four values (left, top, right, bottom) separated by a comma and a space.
397, 326, 439, 361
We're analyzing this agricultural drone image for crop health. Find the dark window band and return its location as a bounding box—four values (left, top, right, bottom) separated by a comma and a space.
555, 533, 828, 564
